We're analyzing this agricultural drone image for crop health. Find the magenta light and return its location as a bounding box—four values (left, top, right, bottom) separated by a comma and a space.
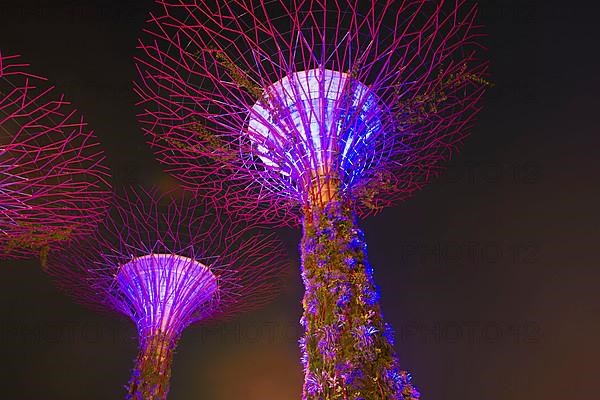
49, 187, 286, 333
48, 187, 287, 398
0, 51, 111, 260
133, 1, 489, 397
116, 253, 218, 337
246, 68, 382, 188
135, 0, 489, 223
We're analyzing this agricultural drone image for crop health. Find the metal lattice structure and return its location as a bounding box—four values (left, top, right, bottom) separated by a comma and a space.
48, 188, 287, 399
134, 1, 489, 398
135, 0, 488, 225
0, 51, 111, 261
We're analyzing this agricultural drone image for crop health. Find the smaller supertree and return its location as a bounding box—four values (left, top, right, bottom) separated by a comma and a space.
0, 51, 110, 263
48, 188, 286, 400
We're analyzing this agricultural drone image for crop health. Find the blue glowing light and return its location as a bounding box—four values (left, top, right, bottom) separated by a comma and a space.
246, 68, 384, 193
116, 253, 218, 335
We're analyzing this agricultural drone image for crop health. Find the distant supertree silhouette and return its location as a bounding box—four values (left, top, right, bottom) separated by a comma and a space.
0, 51, 111, 264
135, 1, 489, 398
48, 188, 286, 400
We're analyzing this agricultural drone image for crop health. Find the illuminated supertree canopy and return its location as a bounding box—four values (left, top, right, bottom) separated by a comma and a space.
48, 188, 287, 400
135, 0, 490, 398
135, 0, 490, 222
0, 51, 111, 263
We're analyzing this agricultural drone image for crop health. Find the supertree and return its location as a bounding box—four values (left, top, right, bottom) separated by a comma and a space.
48, 188, 287, 400
134, 1, 490, 398
0, 51, 111, 264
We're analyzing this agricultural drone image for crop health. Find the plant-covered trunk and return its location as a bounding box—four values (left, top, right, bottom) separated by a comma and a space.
300, 199, 420, 399
127, 332, 176, 400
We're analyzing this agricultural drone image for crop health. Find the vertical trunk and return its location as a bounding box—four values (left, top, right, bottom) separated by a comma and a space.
127, 332, 176, 400
300, 199, 420, 399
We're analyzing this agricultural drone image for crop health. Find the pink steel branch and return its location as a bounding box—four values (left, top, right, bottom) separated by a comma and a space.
135, 0, 488, 224
0, 51, 111, 261
134, 1, 489, 398
48, 188, 287, 399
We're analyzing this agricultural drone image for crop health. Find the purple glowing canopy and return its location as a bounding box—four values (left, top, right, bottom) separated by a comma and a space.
245, 68, 384, 192
0, 51, 111, 259
116, 253, 218, 337
49, 188, 286, 339
135, 0, 489, 224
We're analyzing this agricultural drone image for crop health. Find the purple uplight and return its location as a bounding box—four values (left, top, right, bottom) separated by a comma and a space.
135, 0, 489, 222
245, 68, 383, 199
116, 253, 218, 338
48, 187, 286, 399
133, 1, 489, 397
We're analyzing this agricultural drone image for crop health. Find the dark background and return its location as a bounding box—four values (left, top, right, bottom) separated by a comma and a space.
0, 1, 598, 398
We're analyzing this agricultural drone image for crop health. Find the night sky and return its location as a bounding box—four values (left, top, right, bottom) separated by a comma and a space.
1, 1, 599, 399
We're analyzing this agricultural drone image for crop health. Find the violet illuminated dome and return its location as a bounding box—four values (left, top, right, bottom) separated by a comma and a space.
48, 188, 287, 399
246, 67, 384, 204
116, 253, 218, 338
135, 0, 490, 223
0, 51, 111, 261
